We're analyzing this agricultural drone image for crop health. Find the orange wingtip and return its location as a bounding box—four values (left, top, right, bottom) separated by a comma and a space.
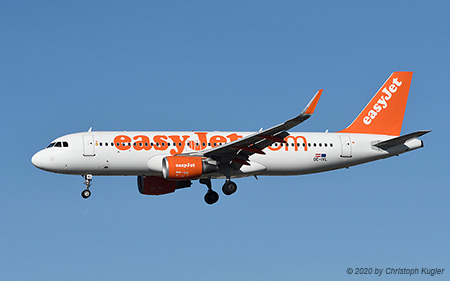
303, 89, 323, 115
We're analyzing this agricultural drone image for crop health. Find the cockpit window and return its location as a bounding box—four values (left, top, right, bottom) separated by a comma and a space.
47, 141, 69, 148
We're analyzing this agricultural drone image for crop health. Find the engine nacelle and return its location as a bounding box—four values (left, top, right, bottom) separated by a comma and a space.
137, 176, 191, 195
162, 156, 218, 180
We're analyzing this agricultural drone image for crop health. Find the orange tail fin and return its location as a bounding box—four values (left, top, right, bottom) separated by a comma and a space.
339, 72, 413, 136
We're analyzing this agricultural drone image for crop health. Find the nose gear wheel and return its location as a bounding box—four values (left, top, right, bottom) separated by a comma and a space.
81, 174, 92, 199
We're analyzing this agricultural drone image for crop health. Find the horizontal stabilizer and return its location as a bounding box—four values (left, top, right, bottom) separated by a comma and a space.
374, 130, 431, 149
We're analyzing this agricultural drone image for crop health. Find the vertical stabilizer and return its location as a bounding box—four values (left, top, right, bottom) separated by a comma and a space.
339, 72, 413, 136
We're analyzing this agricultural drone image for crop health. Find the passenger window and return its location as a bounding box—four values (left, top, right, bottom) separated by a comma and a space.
105, 142, 108, 146
330, 143, 333, 147
99, 142, 102, 147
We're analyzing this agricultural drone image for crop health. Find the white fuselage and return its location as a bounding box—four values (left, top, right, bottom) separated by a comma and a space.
31, 131, 423, 178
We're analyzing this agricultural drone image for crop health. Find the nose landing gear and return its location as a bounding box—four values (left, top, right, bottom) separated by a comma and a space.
81, 189, 91, 199
81, 174, 92, 199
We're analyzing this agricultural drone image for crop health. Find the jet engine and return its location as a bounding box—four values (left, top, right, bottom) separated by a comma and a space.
162, 156, 218, 180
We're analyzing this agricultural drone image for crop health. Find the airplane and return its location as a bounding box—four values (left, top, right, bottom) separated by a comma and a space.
31, 72, 429, 205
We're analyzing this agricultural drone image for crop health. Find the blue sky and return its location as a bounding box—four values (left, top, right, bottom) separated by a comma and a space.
1, 1, 448, 280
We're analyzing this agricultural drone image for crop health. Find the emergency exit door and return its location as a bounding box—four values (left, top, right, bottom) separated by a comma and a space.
83, 135, 96, 156
339, 135, 352, 158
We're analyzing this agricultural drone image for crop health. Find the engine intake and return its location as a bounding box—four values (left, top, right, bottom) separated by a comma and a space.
162, 156, 218, 180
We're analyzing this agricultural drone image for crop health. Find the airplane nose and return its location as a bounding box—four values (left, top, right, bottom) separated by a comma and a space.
31, 151, 45, 169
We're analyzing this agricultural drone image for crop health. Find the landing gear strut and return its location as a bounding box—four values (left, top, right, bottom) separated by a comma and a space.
222, 180, 237, 196
200, 178, 219, 205
81, 174, 92, 199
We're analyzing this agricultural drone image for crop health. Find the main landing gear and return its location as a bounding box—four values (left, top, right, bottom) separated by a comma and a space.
81, 174, 92, 199
200, 178, 237, 205
200, 179, 218, 205
222, 180, 237, 196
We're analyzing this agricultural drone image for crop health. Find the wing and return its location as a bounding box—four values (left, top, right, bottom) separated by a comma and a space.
184, 89, 323, 169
